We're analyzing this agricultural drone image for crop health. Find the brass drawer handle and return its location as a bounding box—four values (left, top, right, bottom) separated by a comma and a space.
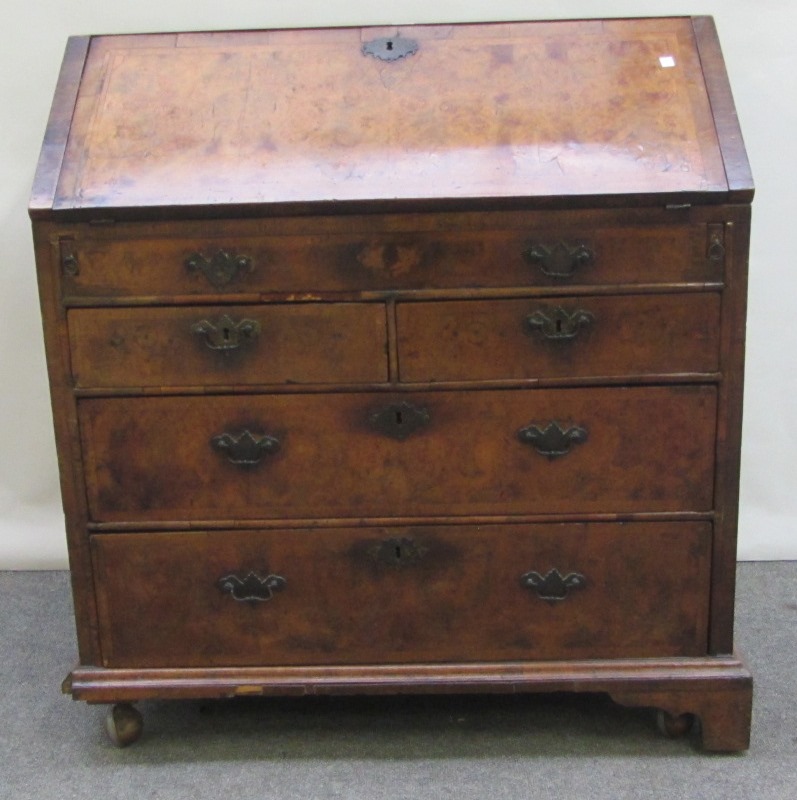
217, 571, 286, 603
517, 422, 588, 458
191, 314, 261, 351
524, 307, 594, 341
369, 401, 430, 440
520, 569, 586, 603
211, 429, 280, 465
523, 241, 594, 279
185, 250, 253, 289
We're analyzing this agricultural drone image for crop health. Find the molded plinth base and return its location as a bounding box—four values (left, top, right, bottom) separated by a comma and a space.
65, 654, 752, 751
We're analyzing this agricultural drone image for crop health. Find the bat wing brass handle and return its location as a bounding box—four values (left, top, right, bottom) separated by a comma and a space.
517, 422, 588, 458
520, 569, 586, 603
185, 250, 253, 289
217, 572, 286, 603
523, 242, 594, 279
211, 429, 280, 465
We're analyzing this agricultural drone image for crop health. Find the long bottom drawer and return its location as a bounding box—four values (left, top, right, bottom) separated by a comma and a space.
91, 522, 711, 668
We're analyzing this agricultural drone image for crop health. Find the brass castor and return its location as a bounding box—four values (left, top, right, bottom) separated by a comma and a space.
105, 703, 143, 747
656, 709, 694, 738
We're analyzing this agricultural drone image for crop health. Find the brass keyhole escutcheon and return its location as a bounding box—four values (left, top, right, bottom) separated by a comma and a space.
191, 314, 261, 351
369, 402, 429, 440
369, 537, 428, 568
524, 307, 594, 342
362, 35, 419, 62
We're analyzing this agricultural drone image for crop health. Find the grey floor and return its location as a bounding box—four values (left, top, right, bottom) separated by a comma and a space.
1, 564, 795, 800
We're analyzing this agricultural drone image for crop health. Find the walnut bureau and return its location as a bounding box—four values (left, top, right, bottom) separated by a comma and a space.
30, 18, 753, 749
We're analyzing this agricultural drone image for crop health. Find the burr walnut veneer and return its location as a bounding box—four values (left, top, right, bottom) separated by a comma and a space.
31, 18, 753, 749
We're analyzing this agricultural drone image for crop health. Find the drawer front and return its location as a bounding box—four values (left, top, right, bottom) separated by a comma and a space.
92, 522, 711, 668
68, 303, 387, 388
80, 386, 717, 522
62, 218, 716, 299
398, 293, 721, 382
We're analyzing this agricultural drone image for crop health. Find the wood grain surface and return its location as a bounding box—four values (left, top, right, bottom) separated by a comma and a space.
79, 386, 717, 522
68, 303, 388, 388
397, 293, 721, 381
91, 521, 711, 667
59, 214, 718, 300
49, 19, 727, 215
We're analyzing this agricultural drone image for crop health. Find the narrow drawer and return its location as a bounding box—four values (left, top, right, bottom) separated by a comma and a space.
80, 386, 717, 522
60, 215, 718, 300
91, 522, 711, 668
68, 303, 387, 388
397, 293, 721, 382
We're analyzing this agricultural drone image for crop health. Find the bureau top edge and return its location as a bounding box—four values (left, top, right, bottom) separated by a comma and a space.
29, 17, 752, 220
29, 190, 753, 225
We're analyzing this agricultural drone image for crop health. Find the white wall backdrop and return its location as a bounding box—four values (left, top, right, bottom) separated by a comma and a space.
1, 1, 793, 567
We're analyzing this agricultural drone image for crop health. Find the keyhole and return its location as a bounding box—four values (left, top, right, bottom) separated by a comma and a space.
395, 410, 403, 426
555, 318, 563, 333
223, 327, 230, 341
394, 544, 402, 561
386, 40, 393, 50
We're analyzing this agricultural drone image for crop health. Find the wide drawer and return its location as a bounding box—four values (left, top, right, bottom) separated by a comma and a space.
398, 293, 721, 382
91, 522, 712, 668
79, 386, 717, 522
60, 214, 718, 300
68, 303, 387, 388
